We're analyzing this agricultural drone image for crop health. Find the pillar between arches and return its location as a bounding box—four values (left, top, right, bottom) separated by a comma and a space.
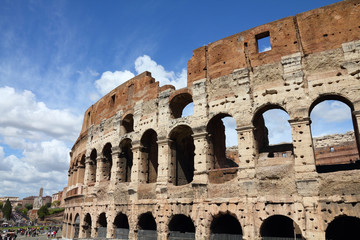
110, 146, 121, 189
192, 131, 210, 185
84, 156, 91, 185
288, 118, 319, 196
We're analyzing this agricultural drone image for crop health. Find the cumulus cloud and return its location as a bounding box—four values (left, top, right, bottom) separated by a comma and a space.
0, 86, 82, 198
134, 55, 187, 89
94, 55, 187, 97
263, 109, 292, 144
310, 100, 353, 137
311, 100, 351, 123
0, 86, 82, 143
95, 70, 135, 96
222, 117, 238, 147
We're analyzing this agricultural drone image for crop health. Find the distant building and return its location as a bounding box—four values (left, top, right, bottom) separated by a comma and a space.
22, 196, 36, 206
52, 191, 63, 207
0, 197, 21, 207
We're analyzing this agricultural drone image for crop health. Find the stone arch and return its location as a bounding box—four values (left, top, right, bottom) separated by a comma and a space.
252, 104, 293, 157
121, 113, 134, 133
88, 148, 97, 183
326, 215, 360, 240
73, 213, 80, 239
101, 143, 112, 181
140, 129, 158, 183
83, 213, 92, 238
210, 212, 243, 238
169, 92, 193, 118
309, 94, 360, 173
168, 214, 195, 239
97, 212, 107, 238
207, 113, 239, 183
260, 214, 303, 239
119, 138, 133, 182
138, 212, 157, 239
169, 124, 195, 185
114, 212, 130, 239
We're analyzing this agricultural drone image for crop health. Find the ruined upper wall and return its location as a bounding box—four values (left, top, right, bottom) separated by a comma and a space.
187, 0, 360, 85
79, 71, 160, 136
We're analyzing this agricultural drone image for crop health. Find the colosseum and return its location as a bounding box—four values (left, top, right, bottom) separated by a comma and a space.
63, 1, 360, 239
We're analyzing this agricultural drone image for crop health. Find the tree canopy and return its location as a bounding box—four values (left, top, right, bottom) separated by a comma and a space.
37, 205, 49, 220
2, 199, 12, 220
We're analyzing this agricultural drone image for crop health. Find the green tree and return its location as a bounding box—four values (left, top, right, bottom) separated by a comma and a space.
51, 200, 60, 207
45, 202, 51, 208
37, 205, 49, 220
2, 199, 12, 220
0, 201, 3, 210
25, 203, 33, 210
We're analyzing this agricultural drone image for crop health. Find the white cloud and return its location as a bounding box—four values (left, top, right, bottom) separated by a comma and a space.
95, 70, 135, 95
0, 86, 82, 144
222, 117, 238, 147
0, 86, 82, 198
94, 55, 187, 97
263, 109, 292, 144
311, 100, 351, 123
135, 55, 187, 90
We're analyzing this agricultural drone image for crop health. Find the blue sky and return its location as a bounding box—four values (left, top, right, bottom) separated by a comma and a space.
0, 0, 346, 199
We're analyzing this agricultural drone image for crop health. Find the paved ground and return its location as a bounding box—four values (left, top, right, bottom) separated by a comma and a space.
16, 229, 62, 240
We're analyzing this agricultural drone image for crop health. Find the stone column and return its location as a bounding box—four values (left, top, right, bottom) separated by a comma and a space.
76, 165, 85, 185
106, 216, 115, 239
96, 156, 104, 183
192, 131, 210, 185
72, 168, 78, 186
353, 110, 360, 152
67, 172, 72, 187
129, 142, 141, 200
156, 138, 173, 196
288, 118, 318, 195
84, 156, 91, 185
110, 146, 121, 190
131, 142, 143, 183
91, 215, 98, 238
236, 125, 257, 196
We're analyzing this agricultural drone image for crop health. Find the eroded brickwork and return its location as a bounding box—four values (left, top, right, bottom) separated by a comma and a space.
64, 1, 360, 239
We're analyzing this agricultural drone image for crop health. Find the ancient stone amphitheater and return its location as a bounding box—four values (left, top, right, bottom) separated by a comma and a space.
63, 1, 360, 239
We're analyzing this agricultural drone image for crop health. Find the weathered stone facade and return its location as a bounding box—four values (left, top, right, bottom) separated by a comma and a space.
63, 1, 360, 239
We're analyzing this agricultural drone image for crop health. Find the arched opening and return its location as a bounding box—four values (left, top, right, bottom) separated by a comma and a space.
97, 212, 107, 238
169, 125, 195, 186
326, 215, 360, 240
83, 213, 92, 238
207, 114, 239, 183
88, 149, 97, 183
102, 143, 112, 181
169, 214, 195, 239
114, 213, 129, 239
120, 138, 133, 182
310, 97, 360, 173
73, 214, 80, 239
210, 213, 242, 239
253, 106, 293, 159
140, 129, 158, 183
122, 114, 134, 133
170, 93, 193, 118
138, 212, 157, 239
260, 215, 303, 239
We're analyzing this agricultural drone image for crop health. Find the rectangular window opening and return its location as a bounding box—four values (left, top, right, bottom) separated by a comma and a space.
111, 94, 115, 106
330, 147, 335, 152
256, 31, 271, 53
